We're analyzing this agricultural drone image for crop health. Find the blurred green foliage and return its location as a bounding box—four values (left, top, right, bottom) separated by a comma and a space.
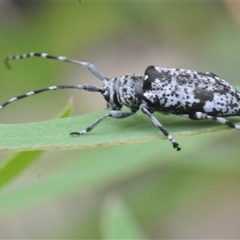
1, 1, 240, 239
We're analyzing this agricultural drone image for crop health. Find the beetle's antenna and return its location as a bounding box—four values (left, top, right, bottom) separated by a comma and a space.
0, 84, 102, 110
4, 52, 106, 81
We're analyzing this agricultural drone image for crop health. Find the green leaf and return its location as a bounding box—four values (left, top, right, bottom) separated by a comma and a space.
0, 151, 43, 190
100, 193, 147, 239
0, 132, 239, 217
0, 109, 239, 151
0, 99, 72, 190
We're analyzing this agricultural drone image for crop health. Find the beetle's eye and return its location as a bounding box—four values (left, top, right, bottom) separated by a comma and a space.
102, 88, 110, 102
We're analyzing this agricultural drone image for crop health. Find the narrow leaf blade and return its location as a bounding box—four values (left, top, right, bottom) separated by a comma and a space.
0, 99, 72, 189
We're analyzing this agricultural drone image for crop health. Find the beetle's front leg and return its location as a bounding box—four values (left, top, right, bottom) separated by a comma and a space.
70, 110, 135, 136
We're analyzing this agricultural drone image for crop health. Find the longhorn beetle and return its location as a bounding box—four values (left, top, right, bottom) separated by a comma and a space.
2, 52, 240, 151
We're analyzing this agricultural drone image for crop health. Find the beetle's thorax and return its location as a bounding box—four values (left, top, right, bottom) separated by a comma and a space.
102, 74, 144, 111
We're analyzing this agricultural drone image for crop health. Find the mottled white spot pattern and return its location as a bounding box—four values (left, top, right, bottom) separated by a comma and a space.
142, 66, 240, 117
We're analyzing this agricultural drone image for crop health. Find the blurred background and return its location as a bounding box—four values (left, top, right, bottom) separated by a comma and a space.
1, 1, 240, 238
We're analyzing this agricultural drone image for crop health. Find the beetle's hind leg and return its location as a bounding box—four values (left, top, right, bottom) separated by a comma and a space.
180, 112, 240, 130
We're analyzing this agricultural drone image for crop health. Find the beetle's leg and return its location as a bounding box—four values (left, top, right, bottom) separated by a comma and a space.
140, 104, 181, 151
70, 110, 134, 136
180, 112, 240, 130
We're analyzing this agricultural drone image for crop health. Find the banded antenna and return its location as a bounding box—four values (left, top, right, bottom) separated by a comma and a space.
1, 52, 105, 111
4, 52, 106, 81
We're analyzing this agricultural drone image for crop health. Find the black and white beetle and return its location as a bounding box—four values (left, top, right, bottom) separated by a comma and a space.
2, 52, 240, 151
